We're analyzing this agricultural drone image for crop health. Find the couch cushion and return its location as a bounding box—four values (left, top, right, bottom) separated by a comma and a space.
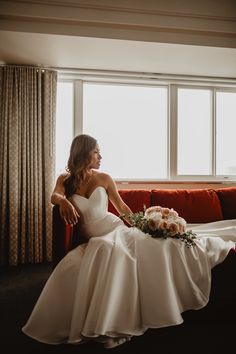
216, 187, 236, 220
151, 189, 223, 223
108, 189, 151, 216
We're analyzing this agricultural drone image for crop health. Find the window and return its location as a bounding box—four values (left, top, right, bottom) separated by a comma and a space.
216, 91, 236, 175
56, 74, 236, 181
83, 83, 168, 180
55, 82, 73, 176
177, 88, 212, 175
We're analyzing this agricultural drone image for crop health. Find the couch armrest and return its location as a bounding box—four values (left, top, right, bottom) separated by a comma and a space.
52, 205, 88, 268
210, 248, 236, 301
52, 205, 72, 268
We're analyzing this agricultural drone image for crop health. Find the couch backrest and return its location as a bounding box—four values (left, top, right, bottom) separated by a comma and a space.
215, 187, 236, 220
151, 189, 223, 223
108, 189, 151, 215
108, 187, 236, 223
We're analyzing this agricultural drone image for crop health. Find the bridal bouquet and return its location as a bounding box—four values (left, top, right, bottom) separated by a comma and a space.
124, 206, 197, 247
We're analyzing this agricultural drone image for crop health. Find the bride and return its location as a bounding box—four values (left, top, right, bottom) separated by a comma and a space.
22, 134, 236, 349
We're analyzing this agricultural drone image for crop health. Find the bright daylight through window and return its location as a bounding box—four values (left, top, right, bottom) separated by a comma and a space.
56, 80, 236, 181
56, 82, 74, 175
177, 88, 212, 175
216, 92, 236, 176
83, 83, 168, 180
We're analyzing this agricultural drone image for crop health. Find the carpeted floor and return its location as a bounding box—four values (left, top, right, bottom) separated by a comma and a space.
0, 262, 235, 354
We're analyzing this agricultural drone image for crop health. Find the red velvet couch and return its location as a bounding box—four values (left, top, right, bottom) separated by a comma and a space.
52, 186, 236, 266
52, 186, 236, 323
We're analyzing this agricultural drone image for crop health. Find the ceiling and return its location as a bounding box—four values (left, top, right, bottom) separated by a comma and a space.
1, 30, 236, 78
0, 0, 236, 78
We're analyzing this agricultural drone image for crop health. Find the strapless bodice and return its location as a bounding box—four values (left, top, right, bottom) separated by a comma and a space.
71, 186, 108, 222
70, 186, 123, 237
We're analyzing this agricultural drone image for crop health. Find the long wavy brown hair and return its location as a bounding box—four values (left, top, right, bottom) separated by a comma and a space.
63, 134, 97, 197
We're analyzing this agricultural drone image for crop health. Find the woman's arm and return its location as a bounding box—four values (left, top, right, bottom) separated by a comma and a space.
51, 173, 80, 225
105, 174, 133, 223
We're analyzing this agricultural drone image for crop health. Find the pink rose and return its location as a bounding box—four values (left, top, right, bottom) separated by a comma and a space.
178, 223, 185, 234
145, 206, 162, 217
148, 218, 158, 231
178, 217, 187, 233
160, 220, 168, 230
162, 208, 171, 218
168, 222, 179, 236
169, 208, 179, 218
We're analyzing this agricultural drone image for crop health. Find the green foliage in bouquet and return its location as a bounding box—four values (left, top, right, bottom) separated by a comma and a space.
122, 205, 197, 247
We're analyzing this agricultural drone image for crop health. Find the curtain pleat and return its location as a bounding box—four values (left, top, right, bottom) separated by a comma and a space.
0, 66, 57, 266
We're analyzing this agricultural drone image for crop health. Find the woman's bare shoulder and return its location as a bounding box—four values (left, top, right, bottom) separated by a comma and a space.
56, 172, 70, 183
93, 170, 112, 181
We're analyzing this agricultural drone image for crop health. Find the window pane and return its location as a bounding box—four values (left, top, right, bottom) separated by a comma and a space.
83, 83, 168, 180
56, 82, 74, 176
177, 88, 212, 175
216, 92, 236, 175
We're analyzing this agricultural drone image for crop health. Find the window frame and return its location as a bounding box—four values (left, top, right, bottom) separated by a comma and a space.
57, 70, 236, 183
173, 85, 214, 180
82, 81, 170, 181
214, 87, 236, 178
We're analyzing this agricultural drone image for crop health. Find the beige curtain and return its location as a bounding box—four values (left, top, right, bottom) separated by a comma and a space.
0, 66, 57, 266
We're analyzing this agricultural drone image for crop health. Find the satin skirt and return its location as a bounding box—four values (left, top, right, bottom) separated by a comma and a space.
22, 219, 236, 344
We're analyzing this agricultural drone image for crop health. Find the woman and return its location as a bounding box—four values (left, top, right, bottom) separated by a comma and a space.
50, 134, 133, 228
22, 134, 236, 349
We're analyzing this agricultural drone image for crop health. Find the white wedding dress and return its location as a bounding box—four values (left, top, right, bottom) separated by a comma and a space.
22, 186, 236, 346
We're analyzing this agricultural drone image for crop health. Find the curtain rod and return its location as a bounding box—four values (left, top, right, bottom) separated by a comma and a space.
0, 64, 57, 71
56, 67, 236, 84
1, 65, 235, 84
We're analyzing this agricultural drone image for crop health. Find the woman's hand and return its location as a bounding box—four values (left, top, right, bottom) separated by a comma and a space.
51, 173, 80, 225
58, 198, 80, 225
